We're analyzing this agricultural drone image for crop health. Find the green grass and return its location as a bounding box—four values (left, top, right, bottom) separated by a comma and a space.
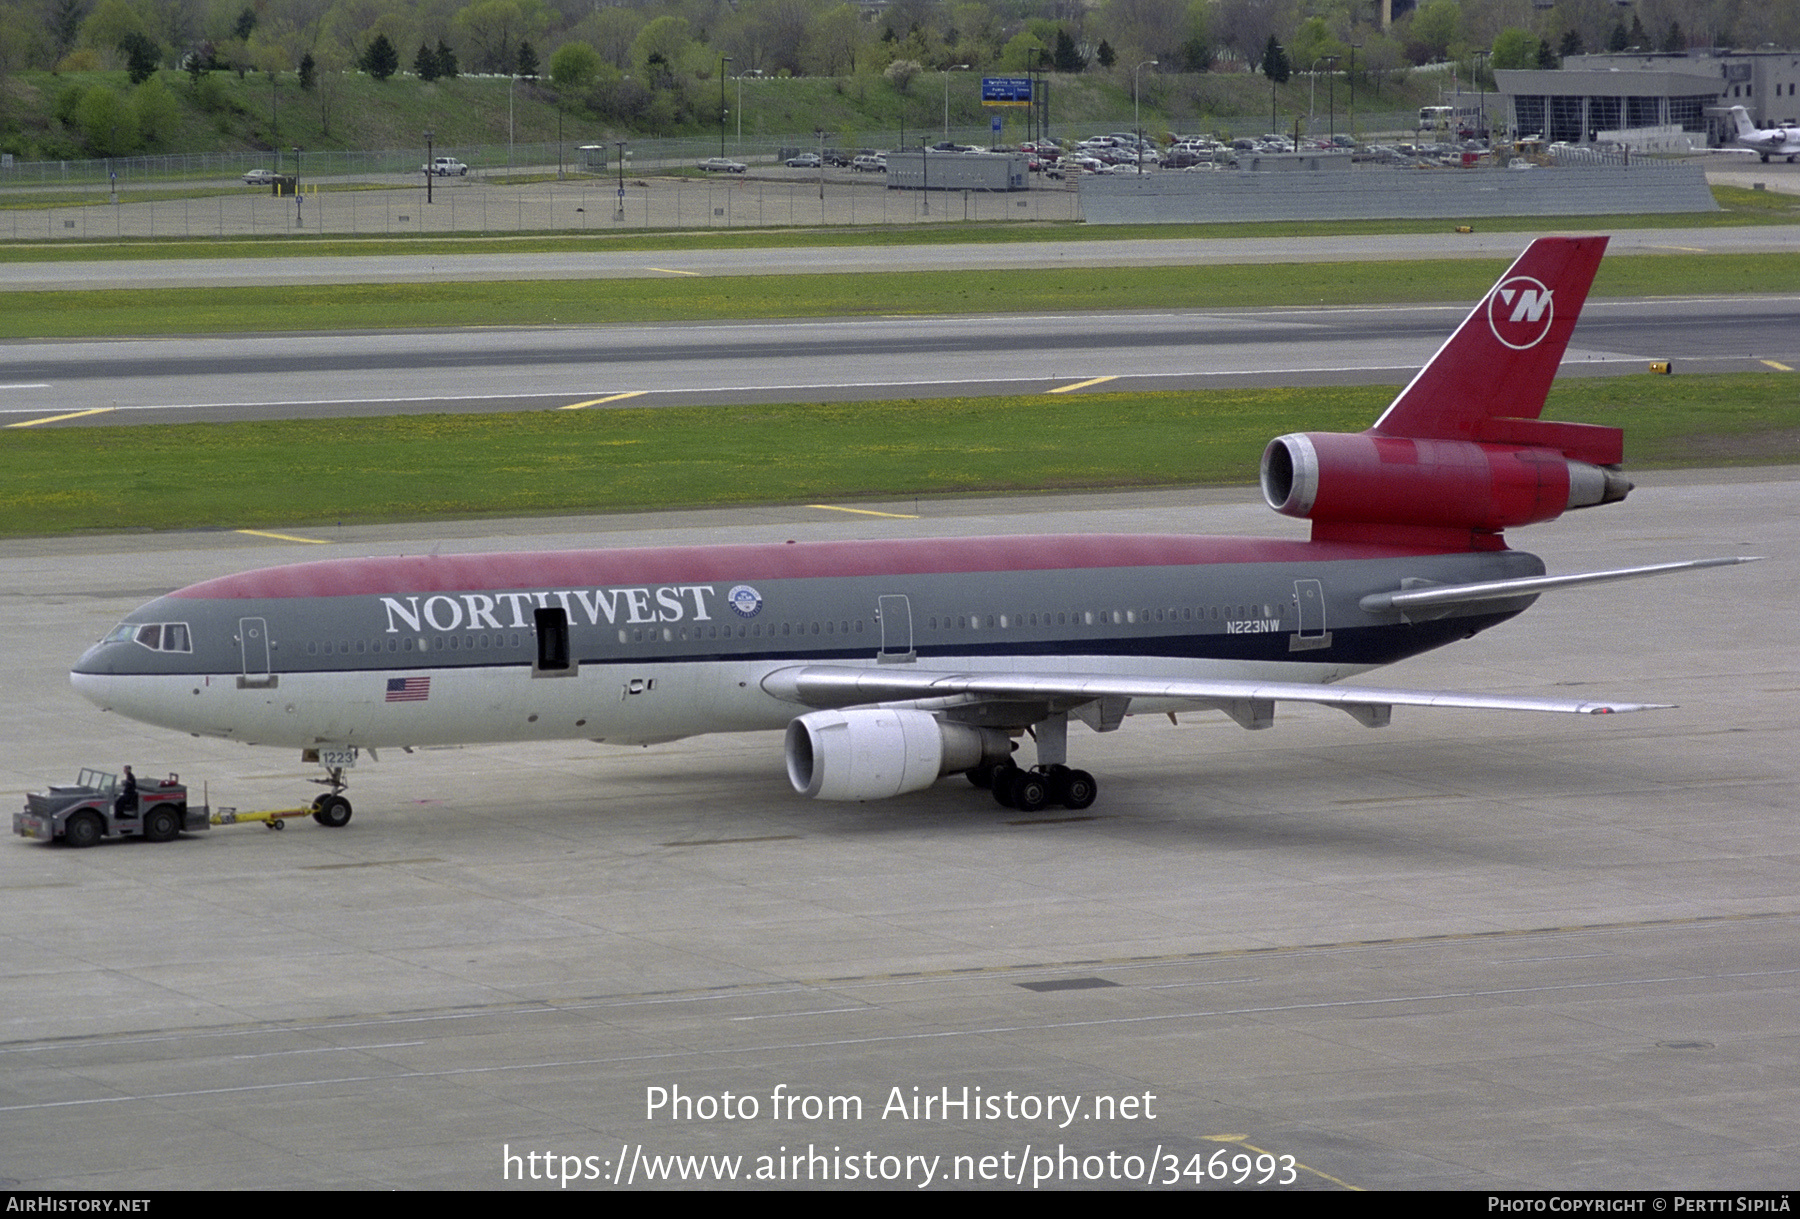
4, 253, 1797, 339
4, 373, 1793, 537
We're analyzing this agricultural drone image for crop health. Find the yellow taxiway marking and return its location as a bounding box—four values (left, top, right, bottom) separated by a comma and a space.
1205, 1134, 1364, 1192
5, 407, 115, 428
648, 267, 701, 276
560, 391, 647, 410
1048, 375, 1118, 394
808, 504, 921, 519
235, 529, 330, 545
1650, 243, 1708, 253
1761, 359, 1794, 372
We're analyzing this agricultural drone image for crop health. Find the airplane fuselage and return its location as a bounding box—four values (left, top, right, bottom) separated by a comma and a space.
71, 533, 1541, 751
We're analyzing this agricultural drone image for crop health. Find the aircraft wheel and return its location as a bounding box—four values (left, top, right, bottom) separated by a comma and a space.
312, 795, 353, 828
1059, 769, 1097, 810
143, 806, 181, 843
990, 763, 1020, 808
1009, 770, 1051, 814
65, 812, 103, 848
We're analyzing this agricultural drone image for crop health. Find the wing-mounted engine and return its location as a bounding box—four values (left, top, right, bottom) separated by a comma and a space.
1259, 235, 1631, 549
785, 709, 1012, 801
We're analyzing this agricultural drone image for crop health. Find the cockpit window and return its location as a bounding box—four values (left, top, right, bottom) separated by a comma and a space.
112, 621, 193, 653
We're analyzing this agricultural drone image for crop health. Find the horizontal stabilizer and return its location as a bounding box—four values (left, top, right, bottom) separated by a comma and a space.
1358, 556, 1761, 614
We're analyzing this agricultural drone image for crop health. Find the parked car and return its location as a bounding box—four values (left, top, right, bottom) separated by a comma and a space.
785, 153, 822, 169
851, 154, 886, 173
698, 157, 748, 173
423, 157, 469, 176
242, 168, 279, 185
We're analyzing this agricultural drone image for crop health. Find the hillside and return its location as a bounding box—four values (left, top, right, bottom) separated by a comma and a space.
0, 65, 1447, 164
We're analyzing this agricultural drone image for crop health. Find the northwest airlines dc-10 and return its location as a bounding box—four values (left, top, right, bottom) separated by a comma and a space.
71, 237, 1751, 822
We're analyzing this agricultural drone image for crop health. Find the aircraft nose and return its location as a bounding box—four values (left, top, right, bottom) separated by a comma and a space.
70, 668, 115, 710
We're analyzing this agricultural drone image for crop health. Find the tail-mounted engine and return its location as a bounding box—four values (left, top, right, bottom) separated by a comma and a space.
1261, 427, 1630, 546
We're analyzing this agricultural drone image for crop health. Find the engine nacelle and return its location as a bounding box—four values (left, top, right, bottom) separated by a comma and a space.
785, 709, 1012, 802
1261, 432, 1629, 534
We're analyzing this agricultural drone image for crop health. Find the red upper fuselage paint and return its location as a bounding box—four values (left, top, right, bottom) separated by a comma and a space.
169, 534, 1471, 602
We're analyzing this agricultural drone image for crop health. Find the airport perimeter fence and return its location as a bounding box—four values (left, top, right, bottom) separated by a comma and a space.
0, 173, 1083, 240
0, 111, 1463, 240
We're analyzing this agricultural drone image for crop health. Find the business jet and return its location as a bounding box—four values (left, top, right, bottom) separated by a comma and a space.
1729, 105, 1800, 162
71, 236, 1751, 822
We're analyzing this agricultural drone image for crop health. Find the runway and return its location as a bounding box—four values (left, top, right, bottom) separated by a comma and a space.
3, 223, 1798, 292
2, 474, 1794, 1190
4, 295, 1796, 427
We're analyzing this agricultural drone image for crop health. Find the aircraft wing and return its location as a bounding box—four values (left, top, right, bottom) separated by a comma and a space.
759, 666, 1669, 732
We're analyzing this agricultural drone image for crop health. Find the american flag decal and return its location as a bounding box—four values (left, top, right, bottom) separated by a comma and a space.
385, 676, 430, 702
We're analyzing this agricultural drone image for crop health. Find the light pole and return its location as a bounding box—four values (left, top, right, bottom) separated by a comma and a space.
1474, 48, 1490, 140
614, 139, 627, 219
292, 145, 301, 225
1270, 45, 1282, 134
1349, 43, 1361, 138
921, 136, 930, 215
1133, 59, 1157, 172
718, 56, 733, 157
943, 63, 969, 142
1324, 54, 1339, 140
424, 128, 434, 204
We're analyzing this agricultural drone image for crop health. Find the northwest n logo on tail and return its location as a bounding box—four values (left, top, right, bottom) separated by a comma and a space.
1488, 276, 1554, 349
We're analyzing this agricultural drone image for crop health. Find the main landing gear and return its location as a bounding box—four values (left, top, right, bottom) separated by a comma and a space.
970, 761, 1098, 812
968, 710, 1099, 812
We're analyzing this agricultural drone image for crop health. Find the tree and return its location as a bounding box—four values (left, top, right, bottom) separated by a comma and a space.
630, 16, 693, 82
1536, 39, 1557, 70
550, 40, 601, 89
1662, 22, 1684, 53
455, 0, 550, 75
1052, 28, 1084, 72
1097, 39, 1115, 67
1260, 34, 1289, 83
363, 33, 398, 80
884, 57, 921, 92
299, 51, 316, 91
75, 86, 136, 155
1406, 0, 1463, 63
233, 7, 257, 41
1608, 21, 1627, 52
436, 40, 460, 79
128, 75, 177, 147
516, 39, 538, 77
1491, 28, 1537, 71
1560, 30, 1584, 59
414, 42, 441, 80
120, 31, 160, 84
998, 30, 1045, 71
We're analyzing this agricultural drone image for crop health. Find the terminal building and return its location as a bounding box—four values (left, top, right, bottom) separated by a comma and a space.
1495, 48, 1800, 146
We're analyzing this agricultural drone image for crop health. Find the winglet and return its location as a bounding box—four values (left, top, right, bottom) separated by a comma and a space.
1370, 236, 1610, 446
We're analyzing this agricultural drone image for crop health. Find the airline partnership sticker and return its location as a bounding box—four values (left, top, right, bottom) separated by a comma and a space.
727, 585, 763, 618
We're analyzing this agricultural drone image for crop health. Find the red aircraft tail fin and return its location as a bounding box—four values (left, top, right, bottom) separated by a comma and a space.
1370, 236, 1609, 446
